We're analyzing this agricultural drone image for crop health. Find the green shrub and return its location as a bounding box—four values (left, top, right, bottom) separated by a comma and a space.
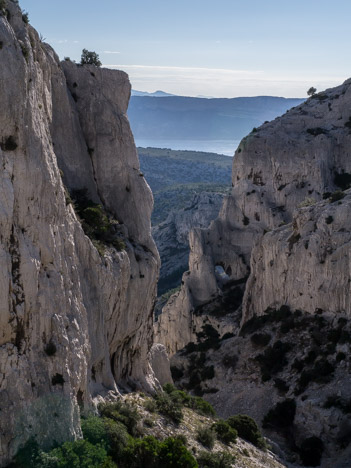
296, 358, 334, 394
329, 191, 345, 203
44, 341, 57, 356
0, 0, 6, 13
99, 400, 141, 436
14, 438, 41, 468
212, 420, 237, 445
81, 416, 109, 449
158, 437, 197, 468
171, 365, 184, 380
240, 315, 267, 335
306, 127, 326, 136
196, 426, 215, 449
122, 436, 159, 468
122, 436, 197, 468
227, 414, 265, 449
143, 417, 154, 428
144, 398, 157, 413
201, 365, 215, 380
49, 439, 116, 468
197, 451, 236, 468
336, 351, 346, 362
0, 135, 18, 151
188, 396, 216, 417
324, 395, 351, 414
103, 418, 130, 462
274, 378, 289, 393
251, 333, 271, 346
71, 189, 125, 253
196, 324, 221, 351
154, 391, 183, 424
255, 340, 291, 381
299, 436, 324, 467
263, 399, 296, 430
334, 172, 351, 190
21, 10, 29, 23
80, 49, 102, 67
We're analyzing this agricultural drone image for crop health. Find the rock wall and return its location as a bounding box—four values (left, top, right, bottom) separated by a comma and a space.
153, 192, 224, 294
156, 76, 351, 355
0, 2, 159, 465
157, 78, 351, 467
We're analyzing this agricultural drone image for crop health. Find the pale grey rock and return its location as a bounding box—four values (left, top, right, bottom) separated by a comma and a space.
243, 192, 351, 320
157, 77, 351, 466
0, 4, 159, 465
157, 77, 351, 355
149, 343, 173, 387
153, 192, 224, 293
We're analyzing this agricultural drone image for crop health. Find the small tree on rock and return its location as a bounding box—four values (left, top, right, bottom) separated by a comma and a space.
307, 86, 317, 97
80, 49, 101, 67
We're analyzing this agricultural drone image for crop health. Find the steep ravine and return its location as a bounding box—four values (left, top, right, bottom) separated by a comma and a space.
155, 80, 351, 467
0, 2, 159, 465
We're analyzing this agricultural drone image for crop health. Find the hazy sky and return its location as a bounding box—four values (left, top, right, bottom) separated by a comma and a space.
20, 0, 351, 97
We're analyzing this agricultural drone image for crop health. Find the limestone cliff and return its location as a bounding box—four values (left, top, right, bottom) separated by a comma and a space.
0, 2, 159, 465
156, 77, 351, 354
155, 79, 351, 466
153, 192, 224, 295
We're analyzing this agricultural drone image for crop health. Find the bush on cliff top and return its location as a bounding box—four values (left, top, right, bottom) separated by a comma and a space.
80, 49, 101, 67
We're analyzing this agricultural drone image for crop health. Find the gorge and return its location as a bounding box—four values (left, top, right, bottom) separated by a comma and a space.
1, 1, 351, 467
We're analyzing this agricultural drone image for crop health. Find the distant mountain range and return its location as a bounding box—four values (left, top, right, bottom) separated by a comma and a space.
128, 95, 305, 141
131, 90, 175, 97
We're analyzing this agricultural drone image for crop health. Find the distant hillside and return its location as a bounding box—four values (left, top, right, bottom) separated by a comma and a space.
138, 147, 232, 225
131, 90, 175, 97
129, 95, 305, 141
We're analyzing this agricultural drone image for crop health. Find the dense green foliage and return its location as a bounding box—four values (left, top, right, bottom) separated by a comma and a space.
71, 189, 125, 254
154, 384, 216, 423
123, 436, 197, 468
197, 451, 236, 468
196, 427, 215, 449
13, 438, 116, 468
154, 389, 184, 423
80, 49, 101, 66
12, 400, 199, 468
227, 415, 266, 449
211, 420, 237, 445
255, 340, 292, 381
138, 147, 231, 225
262, 399, 296, 430
99, 401, 141, 437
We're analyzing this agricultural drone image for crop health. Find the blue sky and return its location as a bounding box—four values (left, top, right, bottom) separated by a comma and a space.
21, 0, 351, 97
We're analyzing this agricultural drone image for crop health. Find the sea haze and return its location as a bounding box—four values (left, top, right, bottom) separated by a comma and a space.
135, 139, 239, 156
128, 94, 305, 156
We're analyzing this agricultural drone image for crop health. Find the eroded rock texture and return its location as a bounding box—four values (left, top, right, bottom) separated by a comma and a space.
153, 191, 224, 294
155, 76, 351, 466
0, 2, 159, 465
156, 77, 351, 354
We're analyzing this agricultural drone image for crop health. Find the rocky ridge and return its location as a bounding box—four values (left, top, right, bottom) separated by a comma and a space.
0, 2, 159, 465
155, 79, 351, 466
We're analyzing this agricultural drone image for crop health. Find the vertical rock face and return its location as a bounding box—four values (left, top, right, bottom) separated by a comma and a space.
156, 77, 351, 353
153, 192, 224, 294
0, 2, 159, 465
156, 81, 351, 466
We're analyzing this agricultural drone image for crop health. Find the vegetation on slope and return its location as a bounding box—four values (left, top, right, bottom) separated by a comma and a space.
10, 386, 277, 468
138, 147, 231, 225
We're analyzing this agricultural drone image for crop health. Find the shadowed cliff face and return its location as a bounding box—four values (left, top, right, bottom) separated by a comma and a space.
0, 2, 159, 465
154, 71, 351, 467
156, 77, 351, 356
